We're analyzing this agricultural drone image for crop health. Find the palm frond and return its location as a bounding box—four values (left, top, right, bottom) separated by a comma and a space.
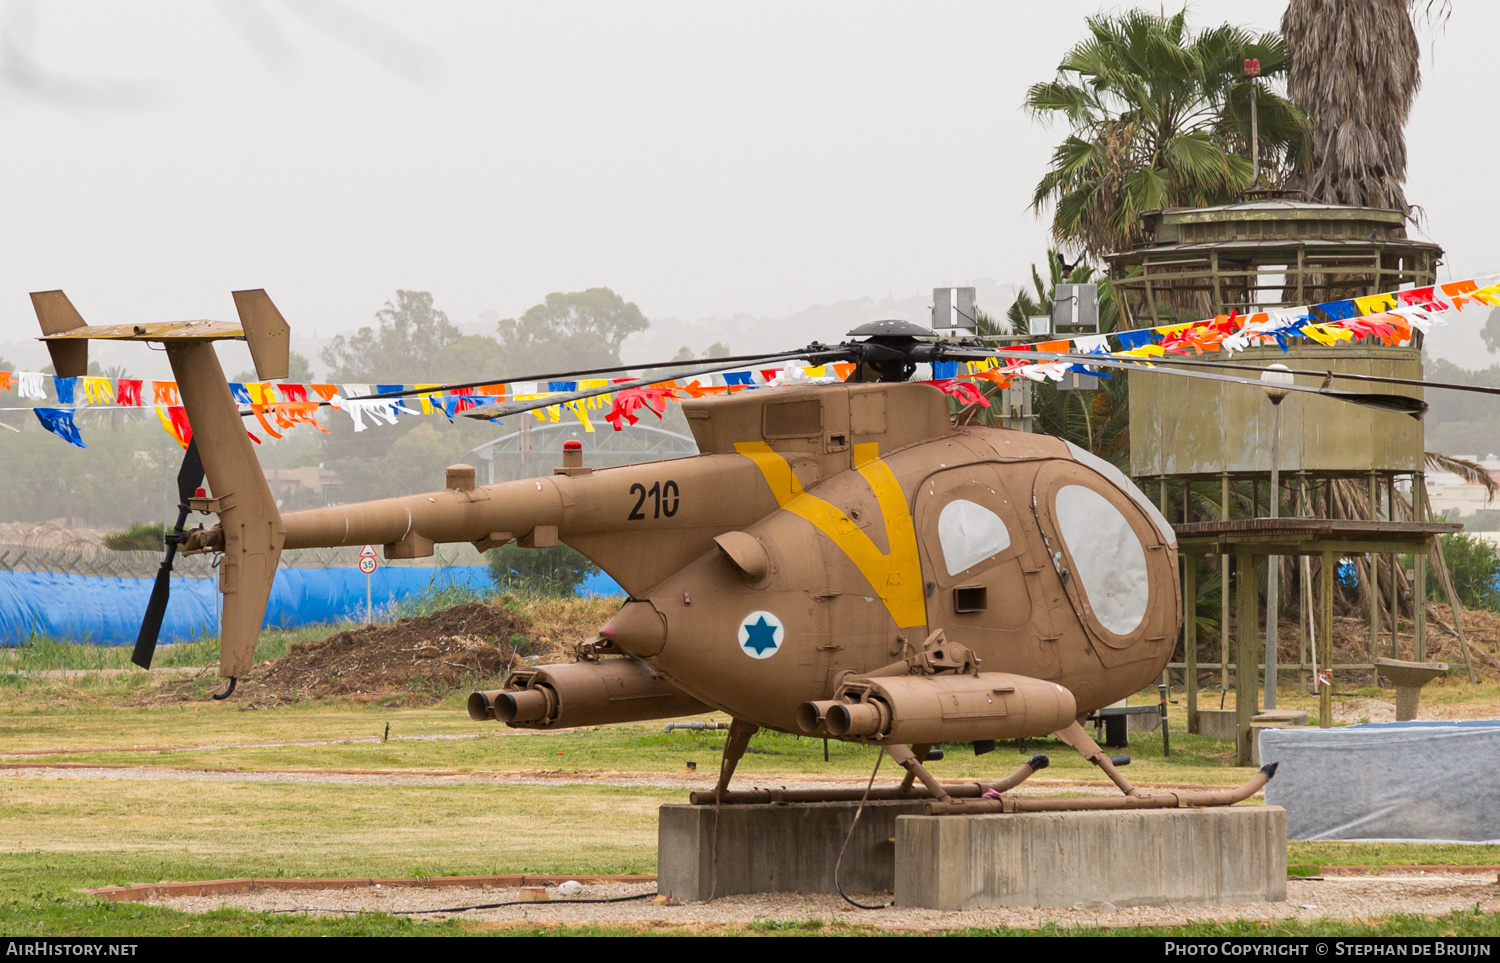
1425, 452, 1498, 503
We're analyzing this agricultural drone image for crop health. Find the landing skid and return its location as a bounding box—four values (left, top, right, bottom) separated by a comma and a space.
692, 719, 1275, 812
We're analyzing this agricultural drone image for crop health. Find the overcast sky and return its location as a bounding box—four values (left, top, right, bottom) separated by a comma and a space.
0, 1, 1491, 369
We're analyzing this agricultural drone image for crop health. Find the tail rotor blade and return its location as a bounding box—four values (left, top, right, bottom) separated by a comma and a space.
135, 439, 203, 670
132, 565, 173, 669
176, 439, 204, 504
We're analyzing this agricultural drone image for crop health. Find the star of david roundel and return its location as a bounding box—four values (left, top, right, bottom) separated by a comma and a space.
737, 611, 785, 660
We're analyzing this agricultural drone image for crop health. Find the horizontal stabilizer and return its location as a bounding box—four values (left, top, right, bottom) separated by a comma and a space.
38, 320, 244, 342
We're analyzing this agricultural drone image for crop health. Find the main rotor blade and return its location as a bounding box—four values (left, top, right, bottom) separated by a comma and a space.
968, 348, 1429, 417
1018, 351, 1500, 400
461, 348, 853, 420
346, 348, 833, 402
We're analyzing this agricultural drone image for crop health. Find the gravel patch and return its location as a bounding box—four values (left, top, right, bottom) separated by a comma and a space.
151, 873, 1500, 930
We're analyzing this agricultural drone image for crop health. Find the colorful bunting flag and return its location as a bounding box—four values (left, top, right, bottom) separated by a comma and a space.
34, 408, 85, 447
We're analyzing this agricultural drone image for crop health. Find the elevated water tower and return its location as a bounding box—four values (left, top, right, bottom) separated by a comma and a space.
1106, 192, 1466, 757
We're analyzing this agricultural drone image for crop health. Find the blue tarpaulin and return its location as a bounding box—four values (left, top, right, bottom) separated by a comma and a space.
0, 566, 624, 646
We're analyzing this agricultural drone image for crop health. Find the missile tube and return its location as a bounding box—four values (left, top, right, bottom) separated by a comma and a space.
798, 672, 1079, 745
469, 658, 709, 729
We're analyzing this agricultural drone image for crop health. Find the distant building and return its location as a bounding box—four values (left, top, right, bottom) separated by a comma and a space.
263, 466, 341, 506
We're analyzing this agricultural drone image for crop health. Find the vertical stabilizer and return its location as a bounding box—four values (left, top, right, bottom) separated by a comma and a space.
166, 340, 284, 678
232, 289, 290, 382
30, 291, 89, 377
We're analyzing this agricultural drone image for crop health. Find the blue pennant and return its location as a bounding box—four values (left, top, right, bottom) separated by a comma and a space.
53, 376, 78, 405
1113, 328, 1158, 350
34, 408, 85, 448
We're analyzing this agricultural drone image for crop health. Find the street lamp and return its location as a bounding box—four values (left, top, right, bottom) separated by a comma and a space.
1260, 363, 1294, 709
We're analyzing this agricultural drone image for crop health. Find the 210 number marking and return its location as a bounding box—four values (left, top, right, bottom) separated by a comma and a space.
628, 480, 680, 520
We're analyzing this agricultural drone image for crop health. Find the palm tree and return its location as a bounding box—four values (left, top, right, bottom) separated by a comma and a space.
1028, 9, 1304, 262
964, 252, 1132, 466
1280, 0, 1422, 213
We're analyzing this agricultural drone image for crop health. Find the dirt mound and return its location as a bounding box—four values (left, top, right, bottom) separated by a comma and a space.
249, 602, 524, 704
150, 603, 527, 708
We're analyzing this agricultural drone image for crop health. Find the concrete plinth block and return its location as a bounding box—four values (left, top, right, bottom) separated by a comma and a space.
894, 806, 1286, 910
657, 801, 927, 901
1197, 708, 1238, 741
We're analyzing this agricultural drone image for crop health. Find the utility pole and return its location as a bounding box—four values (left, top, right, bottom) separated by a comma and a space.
1245, 58, 1262, 187
1261, 364, 1293, 709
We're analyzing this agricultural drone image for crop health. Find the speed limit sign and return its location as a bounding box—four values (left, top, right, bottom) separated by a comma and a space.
359, 545, 378, 624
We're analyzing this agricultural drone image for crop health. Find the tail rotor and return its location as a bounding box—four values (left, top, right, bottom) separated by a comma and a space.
132, 439, 205, 669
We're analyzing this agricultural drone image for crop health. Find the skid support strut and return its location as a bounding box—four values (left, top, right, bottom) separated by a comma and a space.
712, 718, 759, 802
1054, 720, 1140, 796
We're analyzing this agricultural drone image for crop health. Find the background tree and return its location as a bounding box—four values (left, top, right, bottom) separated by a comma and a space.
232, 350, 313, 385
487, 542, 600, 597
1028, 10, 1303, 262
1281, 0, 1421, 213
428, 334, 507, 384
321, 290, 463, 383
495, 288, 648, 377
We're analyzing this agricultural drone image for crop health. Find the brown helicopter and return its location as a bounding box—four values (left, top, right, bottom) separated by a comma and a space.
41, 290, 1420, 813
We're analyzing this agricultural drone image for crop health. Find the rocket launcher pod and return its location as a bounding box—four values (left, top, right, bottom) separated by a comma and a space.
470, 658, 709, 729
799, 672, 1079, 745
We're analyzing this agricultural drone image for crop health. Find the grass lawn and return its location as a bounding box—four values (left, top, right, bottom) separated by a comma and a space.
0, 636, 1497, 936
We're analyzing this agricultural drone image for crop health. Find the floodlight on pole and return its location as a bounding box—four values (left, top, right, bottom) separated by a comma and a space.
1260, 363, 1294, 405
1260, 362, 1293, 709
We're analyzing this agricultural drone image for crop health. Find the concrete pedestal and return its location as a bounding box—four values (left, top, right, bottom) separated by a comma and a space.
657, 800, 926, 901
660, 801, 1287, 909
1197, 708, 1238, 741
894, 806, 1286, 910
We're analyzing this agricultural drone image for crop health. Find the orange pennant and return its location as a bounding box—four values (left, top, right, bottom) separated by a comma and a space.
248, 404, 284, 440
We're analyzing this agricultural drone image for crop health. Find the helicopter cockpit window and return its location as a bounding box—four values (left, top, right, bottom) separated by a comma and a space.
937, 499, 1011, 576
1053, 484, 1149, 636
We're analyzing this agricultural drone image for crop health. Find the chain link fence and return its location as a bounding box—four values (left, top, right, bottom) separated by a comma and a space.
0, 543, 485, 579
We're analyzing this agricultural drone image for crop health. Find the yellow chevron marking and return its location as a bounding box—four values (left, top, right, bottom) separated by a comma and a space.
735, 441, 925, 628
